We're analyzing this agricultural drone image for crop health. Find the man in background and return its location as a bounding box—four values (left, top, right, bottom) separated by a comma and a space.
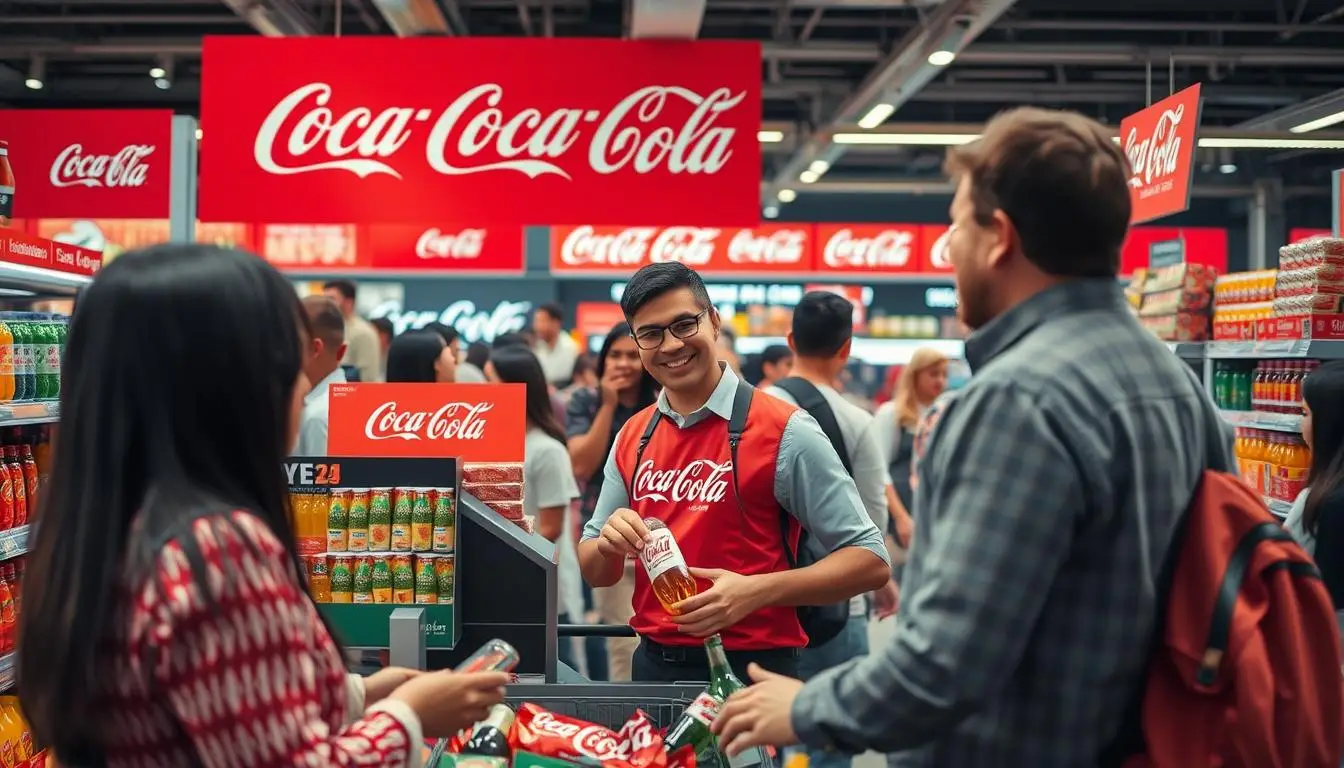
293, 296, 346, 456
322, 279, 382, 383
757, 344, 794, 388
533, 303, 581, 386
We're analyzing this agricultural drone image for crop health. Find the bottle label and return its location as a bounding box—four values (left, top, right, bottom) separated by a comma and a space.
0, 186, 12, 220
640, 527, 688, 581
726, 746, 771, 768
0, 346, 12, 377
685, 692, 722, 726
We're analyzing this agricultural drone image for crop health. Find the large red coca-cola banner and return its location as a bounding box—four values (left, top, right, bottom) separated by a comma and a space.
198, 37, 762, 226
0, 110, 173, 219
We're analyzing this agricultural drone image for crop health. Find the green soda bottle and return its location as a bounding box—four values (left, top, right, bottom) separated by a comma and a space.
52, 314, 67, 399
664, 636, 772, 768
34, 314, 55, 400
9, 314, 29, 402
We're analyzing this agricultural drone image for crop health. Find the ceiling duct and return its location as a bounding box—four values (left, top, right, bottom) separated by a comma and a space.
370, 0, 454, 35
629, 0, 707, 40
218, 0, 319, 36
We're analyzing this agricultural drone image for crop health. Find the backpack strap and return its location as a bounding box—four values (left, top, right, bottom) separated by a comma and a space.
726, 378, 755, 514
772, 377, 853, 475
627, 409, 663, 500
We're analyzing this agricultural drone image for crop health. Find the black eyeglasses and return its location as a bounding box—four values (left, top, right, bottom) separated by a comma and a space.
631, 310, 709, 350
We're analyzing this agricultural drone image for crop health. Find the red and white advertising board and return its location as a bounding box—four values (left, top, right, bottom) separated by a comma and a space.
364, 225, 524, 272
1119, 84, 1203, 225
199, 37, 762, 226
814, 224, 923, 275
0, 227, 102, 277
0, 110, 173, 219
550, 224, 811, 273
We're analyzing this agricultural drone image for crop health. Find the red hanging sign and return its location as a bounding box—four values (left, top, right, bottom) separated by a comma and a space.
550, 224, 812, 273
0, 110, 174, 219
365, 225, 524, 272
198, 37, 762, 226
1119, 84, 1203, 224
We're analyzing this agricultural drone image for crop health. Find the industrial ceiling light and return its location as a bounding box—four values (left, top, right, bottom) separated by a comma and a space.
778, 188, 798, 203
857, 103, 896, 130
808, 160, 830, 174
1290, 111, 1344, 134
763, 205, 780, 219
149, 66, 166, 79
758, 130, 785, 143
799, 170, 820, 184
1220, 163, 1238, 174
926, 49, 956, 67
24, 57, 45, 90
153, 55, 174, 90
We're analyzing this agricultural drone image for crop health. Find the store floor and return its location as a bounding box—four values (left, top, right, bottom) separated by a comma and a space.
849, 614, 896, 768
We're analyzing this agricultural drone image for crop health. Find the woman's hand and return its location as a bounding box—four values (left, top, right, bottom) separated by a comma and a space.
388, 670, 510, 736
363, 667, 421, 705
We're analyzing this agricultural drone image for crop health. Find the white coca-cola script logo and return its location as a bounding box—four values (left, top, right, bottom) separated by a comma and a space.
416, 227, 485, 259
1124, 105, 1184, 190
363, 401, 493, 441
370, 299, 530, 343
632, 459, 731, 504
559, 226, 719, 267
50, 144, 155, 189
253, 83, 744, 182
727, 228, 806, 265
823, 228, 913, 268
928, 228, 952, 270
527, 711, 629, 762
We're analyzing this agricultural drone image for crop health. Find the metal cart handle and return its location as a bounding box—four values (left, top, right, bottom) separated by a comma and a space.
557, 623, 637, 637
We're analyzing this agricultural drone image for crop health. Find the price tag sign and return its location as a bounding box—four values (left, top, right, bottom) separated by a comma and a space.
1148, 239, 1186, 269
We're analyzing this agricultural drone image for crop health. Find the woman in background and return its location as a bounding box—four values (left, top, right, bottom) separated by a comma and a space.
386, 329, 456, 384
485, 346, 585, 670
19, 246, 506, 766
874, 348, 949, 522
1286, 361, 1344, 607
565, 323, 659, 681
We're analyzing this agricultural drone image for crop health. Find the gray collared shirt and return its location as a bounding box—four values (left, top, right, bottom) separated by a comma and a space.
580, 363, 888, 596
791, 279, 1233, 766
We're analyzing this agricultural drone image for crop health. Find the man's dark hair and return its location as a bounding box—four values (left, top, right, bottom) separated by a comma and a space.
424, 321, 460, 346
322, 279, 357, 301
370, 317, 394, 340
620, 262, 712, 321
791, 291, 854, 358
536, 303, 565, 322
465, 341, 490, 369
944, 106, 1131, 278
492, 332, 529, 350
301, 295, 345, 346
761, 344, 793, 366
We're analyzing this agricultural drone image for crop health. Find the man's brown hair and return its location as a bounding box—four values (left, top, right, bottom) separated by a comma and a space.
944, 107, 1133, 278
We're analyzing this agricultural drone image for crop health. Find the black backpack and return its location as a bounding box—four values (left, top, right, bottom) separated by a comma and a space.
635, 376, 850, 646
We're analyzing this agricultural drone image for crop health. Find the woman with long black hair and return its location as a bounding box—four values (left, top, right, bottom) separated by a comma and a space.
1287, 361, 1344, 607
18, 245, 507, 766
563, 322, 658, 680
484, 346, 584, 668
386, 328, 457, 383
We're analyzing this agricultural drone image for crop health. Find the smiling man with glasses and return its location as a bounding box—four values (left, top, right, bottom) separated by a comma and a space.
577, 262, 890, 685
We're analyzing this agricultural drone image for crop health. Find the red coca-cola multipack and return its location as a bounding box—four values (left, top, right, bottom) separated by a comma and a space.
462, 462, 531, 533
445, 703, 696, 768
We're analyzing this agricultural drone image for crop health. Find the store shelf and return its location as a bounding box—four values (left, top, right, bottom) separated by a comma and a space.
1265, 497, 1293, 520
1219, 409, 1303, 433
0, 526, 29, 562
0, 401, 59, 427
1207, 340, 1344, 359
0, 652, 14, 693
1164, 341, 1206, 360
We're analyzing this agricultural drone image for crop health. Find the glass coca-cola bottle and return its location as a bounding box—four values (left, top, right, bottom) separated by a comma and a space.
639, 518, 698, 614
0, 141, 15, 228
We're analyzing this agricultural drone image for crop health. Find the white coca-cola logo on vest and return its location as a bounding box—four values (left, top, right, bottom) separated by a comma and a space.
823, 228, 913, 268
370, 299, 531, 342
727, 228, 806, 265
416, 227, 485, 259
559, 226, 719, 267
632, 459, 732, 504
1124, 104, 1185, 192
253, 83, 744, 182
50, 144, 156, 189
363, 401, 493, 441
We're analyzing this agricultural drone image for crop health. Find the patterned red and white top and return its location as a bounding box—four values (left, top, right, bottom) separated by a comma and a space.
95, 511, 423, 767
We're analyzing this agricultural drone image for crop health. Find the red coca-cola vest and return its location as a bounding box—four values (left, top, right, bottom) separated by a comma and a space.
614, 388, 806, 650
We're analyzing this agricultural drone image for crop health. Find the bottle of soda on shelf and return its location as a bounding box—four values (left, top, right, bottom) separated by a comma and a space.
1212, 363, 1228, 409
0, 141, 15, 229
639, 518, 698, 614
5, 448, 25, 531
461, 704, 515, 758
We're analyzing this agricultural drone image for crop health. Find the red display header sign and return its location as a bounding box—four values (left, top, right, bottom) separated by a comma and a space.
0, 227, 102, 277
364, 225, 524, 272
0, 109, 174, 219
1120, 84, 1203, 224
327, 383, 526, 462
551, 225, 811, 273
199, 37, 762, 226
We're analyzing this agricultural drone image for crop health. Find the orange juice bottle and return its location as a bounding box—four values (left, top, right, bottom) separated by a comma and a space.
0, 318, 13, 403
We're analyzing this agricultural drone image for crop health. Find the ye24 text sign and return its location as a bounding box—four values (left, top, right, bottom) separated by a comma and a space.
199, 37, 762, 226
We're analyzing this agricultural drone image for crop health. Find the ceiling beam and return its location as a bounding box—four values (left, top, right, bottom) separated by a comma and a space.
629, 0, 707, 39
369, 0, 454, 34
761, 42, 1344, 67
217, 0, 320, 35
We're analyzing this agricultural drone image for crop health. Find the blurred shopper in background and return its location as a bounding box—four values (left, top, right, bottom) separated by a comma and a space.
715, 107, 1233, 766
873, 347, 948, 531
717, 324, 742, 375
370, 317, 394, 381
566, 322, 659, 680
561, 353, 598, 404
579, 262, 888, 683
386, 329, 456, 384
757, 344, 794, 389
1286, 361, 1344, 606
292, 295, 346, 456
764, 291, 899, 768
20, 245, 507, 765
465, 341, 491, 374
485, 346, 584, 671
533, 303, 581, 386
323, 279, 383, 383
426, 322, 487, 383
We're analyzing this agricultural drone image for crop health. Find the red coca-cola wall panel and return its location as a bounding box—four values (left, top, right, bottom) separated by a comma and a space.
1120, 227, 1227, 275
198, 37, 762, 226
0, 110, 173, 219
364, 225, 524, 272
1289, 228, 1332, 243
813, 224, 923, 274
550, 225, 813, 273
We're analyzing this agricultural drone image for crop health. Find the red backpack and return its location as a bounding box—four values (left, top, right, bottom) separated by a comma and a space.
1115, 470, 1344, 767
